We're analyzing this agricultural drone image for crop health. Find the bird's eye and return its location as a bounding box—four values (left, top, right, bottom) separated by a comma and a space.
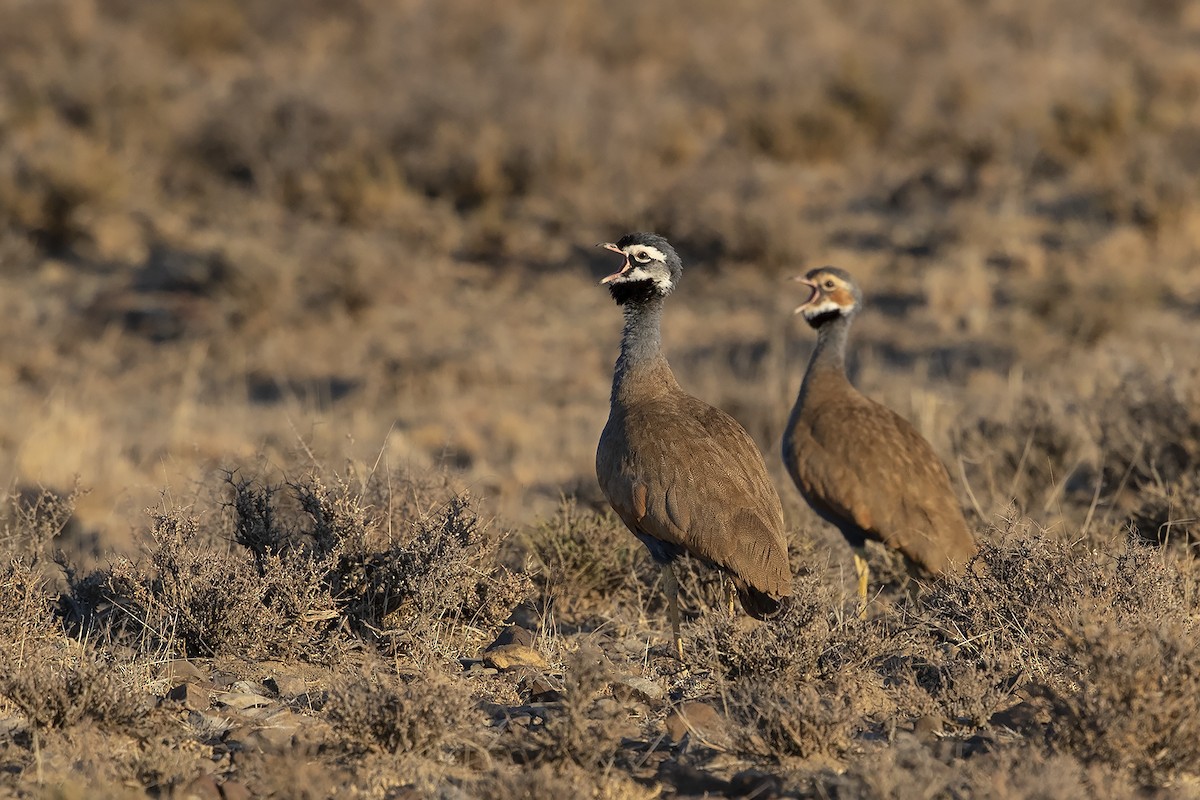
823, 279, 836, 290
633, 251, 651, 263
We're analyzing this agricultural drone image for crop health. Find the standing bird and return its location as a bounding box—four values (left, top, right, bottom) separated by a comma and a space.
595, 233, 792, 658
782, 267, 976, 616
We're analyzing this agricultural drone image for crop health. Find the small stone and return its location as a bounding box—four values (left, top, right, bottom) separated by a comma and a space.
179, 775, 222, 800
517, 673, 563, 703
165, 683, 212, 712
665, 701, 725, 744
483, 645, 548, 671
239, 724, 296, 753
219, 782, 252, 800
264, 673, 308, 698
913, 714, 945, 742
216, 691, 272, 711
485, 625, 535, 650
165, 659, 209, 682
611, 676, 664, 705
467, 663, 500, 676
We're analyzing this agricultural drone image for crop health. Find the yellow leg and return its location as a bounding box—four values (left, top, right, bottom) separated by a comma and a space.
663, 563, 684, 660
722, 573, 737, 617
853, 548, 870, 620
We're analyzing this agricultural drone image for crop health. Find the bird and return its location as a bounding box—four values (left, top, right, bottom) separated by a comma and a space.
594, 232, 792, 658
781, 267, 976, 617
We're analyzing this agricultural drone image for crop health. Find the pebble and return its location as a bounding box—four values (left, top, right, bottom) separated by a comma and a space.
483, 645, 548, 671
665, 701, 726, 745
165, 683, 212, 713
611, 676, 664, 704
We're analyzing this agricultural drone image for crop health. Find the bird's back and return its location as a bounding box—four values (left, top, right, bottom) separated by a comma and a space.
783, 371, 975, 574
598, 359, 792, 611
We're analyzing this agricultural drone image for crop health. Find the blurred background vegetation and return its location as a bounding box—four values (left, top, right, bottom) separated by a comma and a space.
0, 0, 1198, 555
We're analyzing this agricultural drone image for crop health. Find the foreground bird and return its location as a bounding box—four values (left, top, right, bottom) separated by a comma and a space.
595, 232, 792, 658
782, 267, 976, 616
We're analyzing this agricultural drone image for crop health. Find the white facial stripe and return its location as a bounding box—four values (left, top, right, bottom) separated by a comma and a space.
612, 265, 673, 291
629, 245, 666, 263
802, 298, 850, 318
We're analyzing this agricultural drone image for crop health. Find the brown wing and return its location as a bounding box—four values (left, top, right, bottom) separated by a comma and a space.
786, 393, 975, 573
597, 394, 791, 603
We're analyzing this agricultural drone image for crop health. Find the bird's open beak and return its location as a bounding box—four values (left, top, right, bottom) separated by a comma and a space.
790, 276, 819, 314
597, 243, 631, 284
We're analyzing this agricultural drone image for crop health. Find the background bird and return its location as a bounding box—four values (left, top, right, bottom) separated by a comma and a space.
782, 267, 976, 616
595, 232, 792, 657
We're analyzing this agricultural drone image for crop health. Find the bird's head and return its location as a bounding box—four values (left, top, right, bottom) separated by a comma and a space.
791, 267, 862, 327
596, 232, 682, 306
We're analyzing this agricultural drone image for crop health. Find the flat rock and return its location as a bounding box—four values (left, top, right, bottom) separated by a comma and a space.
483, 644, 548, 671
215, 691, 273, 711
165, 682, 212, 712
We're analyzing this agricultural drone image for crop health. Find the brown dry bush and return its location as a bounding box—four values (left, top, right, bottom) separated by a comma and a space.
1132, 470, 1200, 550
0, 645, 144, 733
62, 507, 319, 660
326, 672, 477, 757
726, 676, 859, 761
0, 557, 60, 666
688, 568, 834, 680
230, 472, 533, 654
918, 516, 1111, 686
524, 498, 654, 618
529, 645, 632, 770
1040, 618, 1200, 787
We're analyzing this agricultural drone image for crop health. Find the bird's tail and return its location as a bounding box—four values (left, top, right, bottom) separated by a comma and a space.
737, 585, 790, 620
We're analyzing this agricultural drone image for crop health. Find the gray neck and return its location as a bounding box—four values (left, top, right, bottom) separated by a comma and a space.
800, 314, 852, 395
611, 297, 666, 402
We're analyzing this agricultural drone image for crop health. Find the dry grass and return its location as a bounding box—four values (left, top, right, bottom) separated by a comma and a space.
2, 0, 1200, 796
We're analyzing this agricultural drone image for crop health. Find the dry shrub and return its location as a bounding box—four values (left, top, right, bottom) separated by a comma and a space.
524, 498, 653, 617
1132, 470, 1200, 549
919, 516, 1109, 684
532, 645, 631, 770
958, 747, 1140, 800
689, 568, 833, 679
1092, 369, 1200, 495
60, 471, 531, 662
1040, 618, 1200, 787
326, 672, 477, 757
814, 735, 955, 799
0, 557, 60, 666
955, 395, 1094, 519
0, 645, 144, 732
472, 762, 654, 800
231, 472, 532, 653
63, 507, 322, 660
727, 676, 858, 760
0, 484, 82, 562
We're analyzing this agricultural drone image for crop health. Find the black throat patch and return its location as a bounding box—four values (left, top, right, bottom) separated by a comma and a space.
609, 279, 659, 306
807, 309, 843, 328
